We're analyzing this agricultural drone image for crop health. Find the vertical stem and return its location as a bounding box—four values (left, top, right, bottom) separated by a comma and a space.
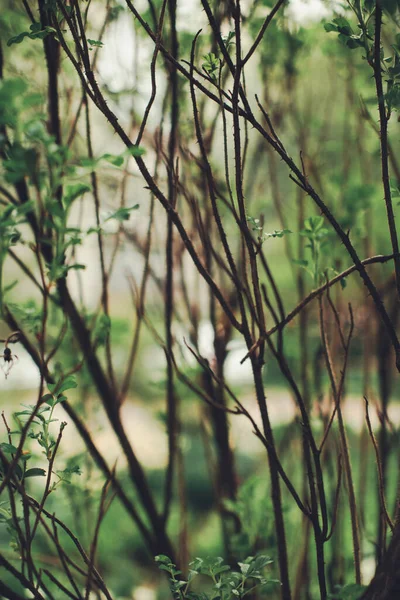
230, 2, 291, 596
251, 362, 292, 600
319, 299, 361, 584
163, 0, 179, 524
295, 187, 313, 600
373, 6, 400, 301
84, 97, 117, 392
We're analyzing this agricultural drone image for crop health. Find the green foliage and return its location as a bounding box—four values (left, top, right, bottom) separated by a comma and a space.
11, 377, 76, 462
155, 554, 278, 600
87, 38, 104, 48
0, 386, 82, 564
224, 475, 275, 557
7, 22, 56, 47
8, 301, 43, 335
329, 583, 367, 599
55, 464, 82, 484
247, 216, 292, 246
1, 1, 399, 597
202, 52, 220, 81
0, 76, 145, 286
0, 202, 35, 311
105, 204, 140, 222
385, 33, 400, 112
47, 374, 78, 399
222, 31, 235, 52
296, 216, 330, 285
324, 5, 400, 113
93, 314, 111, 347
0, 78, 40, 129
324, 17, 364, 50
63, 183, 92, 207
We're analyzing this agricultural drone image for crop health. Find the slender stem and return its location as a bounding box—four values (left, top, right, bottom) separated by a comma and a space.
163, 0, 179, 524
373, 6, 400, 303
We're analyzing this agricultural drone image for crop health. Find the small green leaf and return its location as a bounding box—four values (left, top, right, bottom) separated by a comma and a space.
293, 258, 309, 267
264, 228, 292, 239
56, 376, 78, 395
41, 393, 54, 406
60, 465, 81, 476
94, 314, 111, 346
331, 583, 367, 600
7, 25, 56, 46
87, 39, 104, 47
102, 153, 124, 167
155, 554, 173, 564
24, 467, 46, 479
64, 183, 91, 207
53, 394, 68, 406
0, 443, 19, 454
331, 17, 353, 36
127, 145, 146, 157
48, 375, 77, 396
105, 204, 139, 222
324, 23, 339, 33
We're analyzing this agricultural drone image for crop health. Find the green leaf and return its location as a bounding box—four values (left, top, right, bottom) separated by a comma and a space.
202, 52, 219, 76
105, 204, 139, 222
252, 555, 273, 570
7, 32, 30, 46
7, 25, 56, 47
343, 36, 363, 50
364, 0, 375, 11
381, 0, 400, 15
293, 259, 309, 267
324, 23, 339, 33
332, 17, 353, 36
222, 31, 235, 49
94, 314, 111, 346
102, 153, 124, 167
64, 183, 91, 207
127, 145, 146, 157
15, 464, 24, 479
41, 393, 54, 406
78, 157, 98, 169
48, 375, 77, 397
3, 145, 38, 183
0, 443, 19, 454
386, 84, 400, 111
57, 465, 81, 479
155, 554, 173, 564
24, 468, 46, 478
57, 375, 78, 395
87, 39, 104, 47
331, 583, 367, 600
53, 394, 68, 406
264, 228, 292, 239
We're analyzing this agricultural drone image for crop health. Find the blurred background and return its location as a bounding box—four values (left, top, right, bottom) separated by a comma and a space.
1, 0, 400, 599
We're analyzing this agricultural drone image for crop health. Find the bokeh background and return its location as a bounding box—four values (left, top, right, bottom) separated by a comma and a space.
1, 0, 400, 598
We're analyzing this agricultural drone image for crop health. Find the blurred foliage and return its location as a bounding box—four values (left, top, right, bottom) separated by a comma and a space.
0, 1, 400, 599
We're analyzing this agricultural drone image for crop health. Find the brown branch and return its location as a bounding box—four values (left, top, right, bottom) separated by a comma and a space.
242, 0, 286, 66
319, 299, 361, 583
373, 6, 400, 303
241, 253, 397, 364
364, 397, 394, 532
